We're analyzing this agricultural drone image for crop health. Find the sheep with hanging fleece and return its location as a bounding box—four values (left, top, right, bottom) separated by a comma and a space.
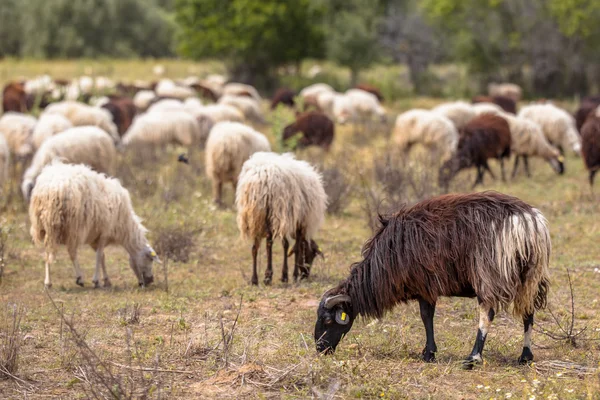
133, 90, 157, 111
472, 95, 517, 114
518, 103, 581, 155
122, 110, 203, 149
29, 162, 160, 288
488, 82, 522, 102
0, 112, 36, 157
218, 95, 265, 124
432, 101, 476, 131
236, 152, 327, 285
345, 89, 386, 122
222, 83, 262, 102
205, 122, 271, 206
43, 101, 120, 144
31, 113, 74, 150
22, 126, 117, 202
392, 109, 458, 161
314, 191, 550, 369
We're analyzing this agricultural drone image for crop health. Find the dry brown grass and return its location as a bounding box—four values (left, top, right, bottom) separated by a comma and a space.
0, 60, 599, 399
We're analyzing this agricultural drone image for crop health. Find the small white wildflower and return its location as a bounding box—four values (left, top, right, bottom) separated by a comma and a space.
521, 379, 527, 383
532, 379, 540, 386
565, 389, 574, 393
556, 372, 563, 377
529, 396, 536, 400
496, 388, 501, 392
484, 386, 490, 390
505, 394, 512, 399
477, 384, 484, 389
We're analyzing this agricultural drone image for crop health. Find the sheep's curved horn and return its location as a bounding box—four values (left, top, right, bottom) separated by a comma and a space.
324, 294, 351, 309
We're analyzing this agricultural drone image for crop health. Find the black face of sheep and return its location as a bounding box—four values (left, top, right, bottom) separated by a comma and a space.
438, 156, 470, 189
548, 155, 565, 175
314, 294, 354, 354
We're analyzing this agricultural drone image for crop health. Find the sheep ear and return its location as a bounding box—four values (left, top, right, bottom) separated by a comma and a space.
148, 247, 162, 264
316, 246, 324, 259
335, 309, 350, 325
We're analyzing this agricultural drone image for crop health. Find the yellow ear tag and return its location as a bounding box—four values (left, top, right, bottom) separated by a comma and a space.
341, 312, 347, 321
150, 251, 156, 257
558, 156, 564, 162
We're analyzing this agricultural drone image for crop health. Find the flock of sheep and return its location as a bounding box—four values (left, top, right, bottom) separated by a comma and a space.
2, 73, 600, 368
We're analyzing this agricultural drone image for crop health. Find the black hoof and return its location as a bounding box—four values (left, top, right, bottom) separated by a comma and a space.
421, 348, 436, 363
462, 357, 481, 370
281, 276, 288, 283
251, 279, 258, 286
263, 276, 272, 285
518, 347, 534, 365
93, 280, 99, 288
76, 277, 84, 287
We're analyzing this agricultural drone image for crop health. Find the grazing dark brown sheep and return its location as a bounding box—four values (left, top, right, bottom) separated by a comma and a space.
101, 96, 137, 137
472, 95, 517, 114
314, 191, 550, 369
2, 82, 27, 113
355, 83, 384, 103
282, 111, 334, 151
270, 88, 296, 109
575, 96, 600, 133
439, 114, 511, 188
581, 115, 600, 186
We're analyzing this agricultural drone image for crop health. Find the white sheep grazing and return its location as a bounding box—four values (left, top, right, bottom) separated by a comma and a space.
236, 152, 327, 285
299, 83, 334, 99
122, 110, 202, 148
32, 113, 74, 150
502, 114, 564, 177
222, 83, 262, 102
392, 109, 459, 161
332, 94, 355, 124
488, 82, 522, 102
155, 79, 196, 100
24, 75, 54, 95
472, 102, 504, 116
195, 104, 244, 123
22, 126, 117, 201
133, 90, 157, 111
0, 112, 37, 157
345, 89, 386, 122
29, 162, 160, 288
146, 98, 185, 113
205, 74, 227, 88
206, 121, 271, 205
43, 101, 120, 143
183, 97, 204, 114
316, 91, 338, 117
218, 95, 265, 123
518, 104, 581, 155
0, 135, 9, 191
432, 101, 476, 131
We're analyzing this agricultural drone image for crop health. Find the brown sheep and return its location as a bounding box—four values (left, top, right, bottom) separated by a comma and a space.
270, 88, 296, 109
575, 96, 600, 133
282, 111, 334, 151
102, 96, 138, 137
354, 83, 384, 103
472, 95, 517, 114
581, 115, 600, 186
189, 83, 218, 102
2, 82, 27, 113
439, 114, 512, 188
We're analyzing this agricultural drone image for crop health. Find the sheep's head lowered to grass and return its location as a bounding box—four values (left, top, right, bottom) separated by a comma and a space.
314, 292, 354, 354
288, 239, 323, 279
130, 244, 160, 287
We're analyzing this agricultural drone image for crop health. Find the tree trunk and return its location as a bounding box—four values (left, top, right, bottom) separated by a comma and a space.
350, 68, 360, 86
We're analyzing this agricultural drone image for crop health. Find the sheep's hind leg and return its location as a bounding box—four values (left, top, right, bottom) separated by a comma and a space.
518, 313, 534, 364
511, 156, 520, 178
251, 238, 260, 286
473, 166, 484, 188
418, 298, 437, 362
499, 157, 506, 182
463, 302, 495, 370
94, 243, 111, 288
591, 170, 598, 188
44, 251, 54, 289
264, 230, 273, 285
523, 155, 531, 178
68, 246, 84, 287
281, 237, 289, 283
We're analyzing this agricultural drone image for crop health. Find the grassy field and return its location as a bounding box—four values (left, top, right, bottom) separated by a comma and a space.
1, 60, 600, 399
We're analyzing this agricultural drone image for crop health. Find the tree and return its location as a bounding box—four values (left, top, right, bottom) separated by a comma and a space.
175, 0, 325, 87
324, 0, 382, 85
0, 0, 24, 58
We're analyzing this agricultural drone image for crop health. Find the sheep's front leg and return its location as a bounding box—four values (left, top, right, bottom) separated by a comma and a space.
523, 156, 531, 178
95, 243, 111, 288
463, 302, 495, 369
44, 251, 54, 289
281, 237, 289, 283
68, 246, 84, 287
212, 180, 223, 207
418, 298, 437, 362
473, 166, 484, 188
499, 157, 506, 182
518, 313, 534, 364
264, 230, 273, 285
483, 161, 496, 180
511, 155, 520, 178
251, 238, 260, 286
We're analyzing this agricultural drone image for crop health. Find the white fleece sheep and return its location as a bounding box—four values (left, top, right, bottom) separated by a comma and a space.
146, 98, 185, 113
518, 104, 581, 155
43, 101, 119, 143
29, 162, 159, 288
122, 110, 202, 148
155, 79, 196, 100
472, 102, 504, 116
488, 83, 522, 102
0, 135, 9, 190
206, 122, 271, 205
432, 101, 476, 131
195, 104, 244, 123
316, 91, 337, 116
222, 83, 262, 102
32, 113, 74, 150
218, 95, 265, 123
332, 94, 355, 125
22, 126, 117, 201
299, 83, 334, 99
0, 112, 36, 157
133, 90, 157, 111
345, 89, 386, 122
392, 109, 459, 160
236, 152, 327, 284
501, 113, 564, 176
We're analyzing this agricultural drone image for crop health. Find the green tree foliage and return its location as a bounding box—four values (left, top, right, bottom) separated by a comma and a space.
322, 0, 383, 84
0, 0, 22, 58
1, 0, 175, 59
175, 0, 325, 85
